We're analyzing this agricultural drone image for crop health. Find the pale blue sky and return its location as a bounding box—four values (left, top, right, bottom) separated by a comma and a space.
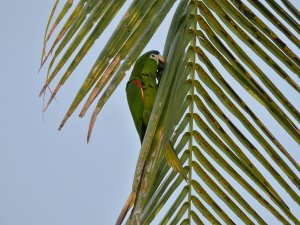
0, 1, 299, 225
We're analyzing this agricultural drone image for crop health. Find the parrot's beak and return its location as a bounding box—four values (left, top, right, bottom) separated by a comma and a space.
157, 54, 165, 66
157, 54, 165, 71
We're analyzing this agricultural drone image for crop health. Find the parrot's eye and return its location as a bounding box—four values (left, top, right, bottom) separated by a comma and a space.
150, 54, 156, 59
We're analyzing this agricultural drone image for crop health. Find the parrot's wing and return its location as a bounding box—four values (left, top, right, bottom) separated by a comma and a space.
126, 79, 146, 141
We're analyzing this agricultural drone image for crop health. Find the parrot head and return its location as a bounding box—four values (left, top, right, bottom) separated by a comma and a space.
148, 50, 165, 84
148, 50, 165, 67
149, 51, 165, 84
131, 50, 165, 79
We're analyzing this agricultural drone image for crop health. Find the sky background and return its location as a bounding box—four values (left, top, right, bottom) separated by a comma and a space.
0, 1, 299, 225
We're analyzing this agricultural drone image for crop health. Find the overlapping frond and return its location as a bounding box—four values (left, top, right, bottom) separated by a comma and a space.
40, 0, 299, 224
40, 0, 178, 137
123, 0, 300, 224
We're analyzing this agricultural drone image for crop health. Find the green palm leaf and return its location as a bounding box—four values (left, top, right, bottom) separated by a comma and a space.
40, 0, 299, 224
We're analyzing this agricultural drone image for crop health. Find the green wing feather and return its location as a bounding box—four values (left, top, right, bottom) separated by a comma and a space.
126, 78, 146, 142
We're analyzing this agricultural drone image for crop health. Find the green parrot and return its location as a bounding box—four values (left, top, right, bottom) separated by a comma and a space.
116, 51, 186, 225
126, 50, 186, 180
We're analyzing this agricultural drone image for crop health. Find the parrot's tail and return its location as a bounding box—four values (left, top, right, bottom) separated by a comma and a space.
115, 192, 135, 225
164, 141, 187, 181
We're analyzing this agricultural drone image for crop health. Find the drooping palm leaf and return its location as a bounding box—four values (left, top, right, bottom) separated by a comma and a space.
133, 1, 299, 224
40, 0, 299, 224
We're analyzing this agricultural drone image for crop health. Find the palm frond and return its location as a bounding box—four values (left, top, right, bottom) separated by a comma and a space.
126, 0, 300, 224
40, 0, 299, 224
